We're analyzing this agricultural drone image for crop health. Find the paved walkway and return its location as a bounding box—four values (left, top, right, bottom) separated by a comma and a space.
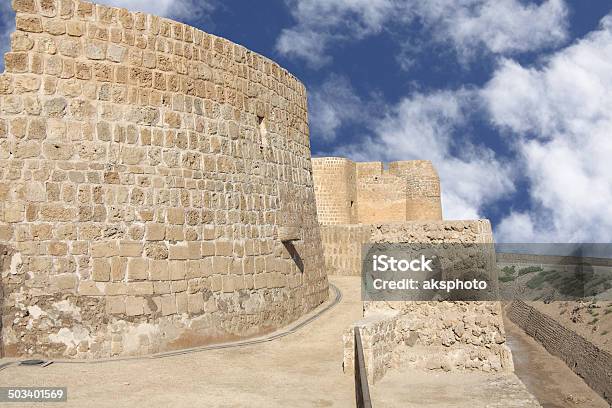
1, 276, 606, 408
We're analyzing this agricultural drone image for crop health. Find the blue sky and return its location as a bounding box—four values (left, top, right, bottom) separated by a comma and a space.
1, 0, 611, 242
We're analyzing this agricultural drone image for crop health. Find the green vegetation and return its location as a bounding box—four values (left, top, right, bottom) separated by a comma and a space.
518, 266, 544, 276
524, 268, 612, 298
499, 265, 517, 282
501, 265, 516, 275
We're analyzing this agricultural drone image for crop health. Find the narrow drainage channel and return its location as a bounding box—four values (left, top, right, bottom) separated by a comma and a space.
503, 315, 608, 408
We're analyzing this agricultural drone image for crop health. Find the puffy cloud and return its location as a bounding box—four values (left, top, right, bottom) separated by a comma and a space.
277, 0, 396, 67
308, 75, 365, 142
329, 89, 515, 220
277, 0, 568, 67
483, 14, 612, 242
415, 0, 568, 60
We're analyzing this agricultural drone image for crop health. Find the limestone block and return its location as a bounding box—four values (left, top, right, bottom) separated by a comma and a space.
128, 282, 153, 296
108, 44, 127, 63
169, 260, 186, 280
166, 208, 185, 224
40, 0, 57, 17
12, 0, 36, 13
149, 260, 168, 280
145, 223, 165, 241
59, 38, 81, 57
125, 296, 144, 316
127, 258, 148, 280
111, 257, 127, 281
11, 32, 34, 51
119, 241, 143, 257
106, 296, 125, 314
90, 241, 119, 257
85, 41, 106, 60
153, 281, 170, 295
79, 280, 104, 296
106, 282, 127, 296
5, 53, 28, 73
144, 242, 168, 260
44, 19, 66, 36
160, 294, 177, 316
187, 292, 204, 314
92, 258, 110, 281
44, 97, 67, 117
27, 118, 46, 139
52, 273, 77, 290
67, 21, 84, 36
16, 16, 43, 33
43, 142, 74, 160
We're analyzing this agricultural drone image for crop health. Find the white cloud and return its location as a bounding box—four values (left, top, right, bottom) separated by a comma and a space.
415, 0, 568, 61
277, 0, 568, 67
329, 89, 515, 220
483, 14, 612, 242
308, 75, 364, 142
277, 0, 396, 67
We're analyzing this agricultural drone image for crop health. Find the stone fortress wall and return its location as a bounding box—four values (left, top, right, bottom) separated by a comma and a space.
312, 157, 512, 380
0, 0, 328, 359
312, 157, 442, 225
313, 157, 444, 276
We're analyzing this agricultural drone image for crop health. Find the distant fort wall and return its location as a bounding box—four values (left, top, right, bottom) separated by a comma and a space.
312, 157, 442, 226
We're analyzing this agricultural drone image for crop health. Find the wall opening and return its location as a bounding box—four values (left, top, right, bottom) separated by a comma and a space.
258, 115, 269, 148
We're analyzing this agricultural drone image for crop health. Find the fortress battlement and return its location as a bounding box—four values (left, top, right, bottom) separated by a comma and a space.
312, 157, 442, 225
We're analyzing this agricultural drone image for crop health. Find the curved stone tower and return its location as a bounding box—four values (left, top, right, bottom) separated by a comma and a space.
312, 158, 442, 225
0, 0, 328, 358
388, 160, 442, 221
312, 157, 356, 224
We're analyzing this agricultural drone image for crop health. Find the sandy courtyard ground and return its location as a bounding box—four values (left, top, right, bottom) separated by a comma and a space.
0, 276, 607, 407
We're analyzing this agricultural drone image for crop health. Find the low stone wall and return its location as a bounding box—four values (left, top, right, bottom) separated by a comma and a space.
343, 304, 514, 383
320, 220, 494, 276
343, 311, 400, 383
507, 300, 612, 404
340, 220, 513, 382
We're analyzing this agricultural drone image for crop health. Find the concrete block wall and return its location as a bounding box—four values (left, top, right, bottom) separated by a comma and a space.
0, 0, 328, 359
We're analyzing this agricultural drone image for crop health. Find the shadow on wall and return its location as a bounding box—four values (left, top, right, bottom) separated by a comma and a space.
0, 244, 13, 358
283, 241, 304, 274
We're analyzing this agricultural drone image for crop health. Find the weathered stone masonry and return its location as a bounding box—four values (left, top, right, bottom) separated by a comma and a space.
312, 157, 442, 225
0, 0, 328, 358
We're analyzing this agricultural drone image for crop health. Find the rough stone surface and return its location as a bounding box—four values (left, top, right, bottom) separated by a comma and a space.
312, 157, 442, 224
508, 300, 612, 405
0, 0, 328, 359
